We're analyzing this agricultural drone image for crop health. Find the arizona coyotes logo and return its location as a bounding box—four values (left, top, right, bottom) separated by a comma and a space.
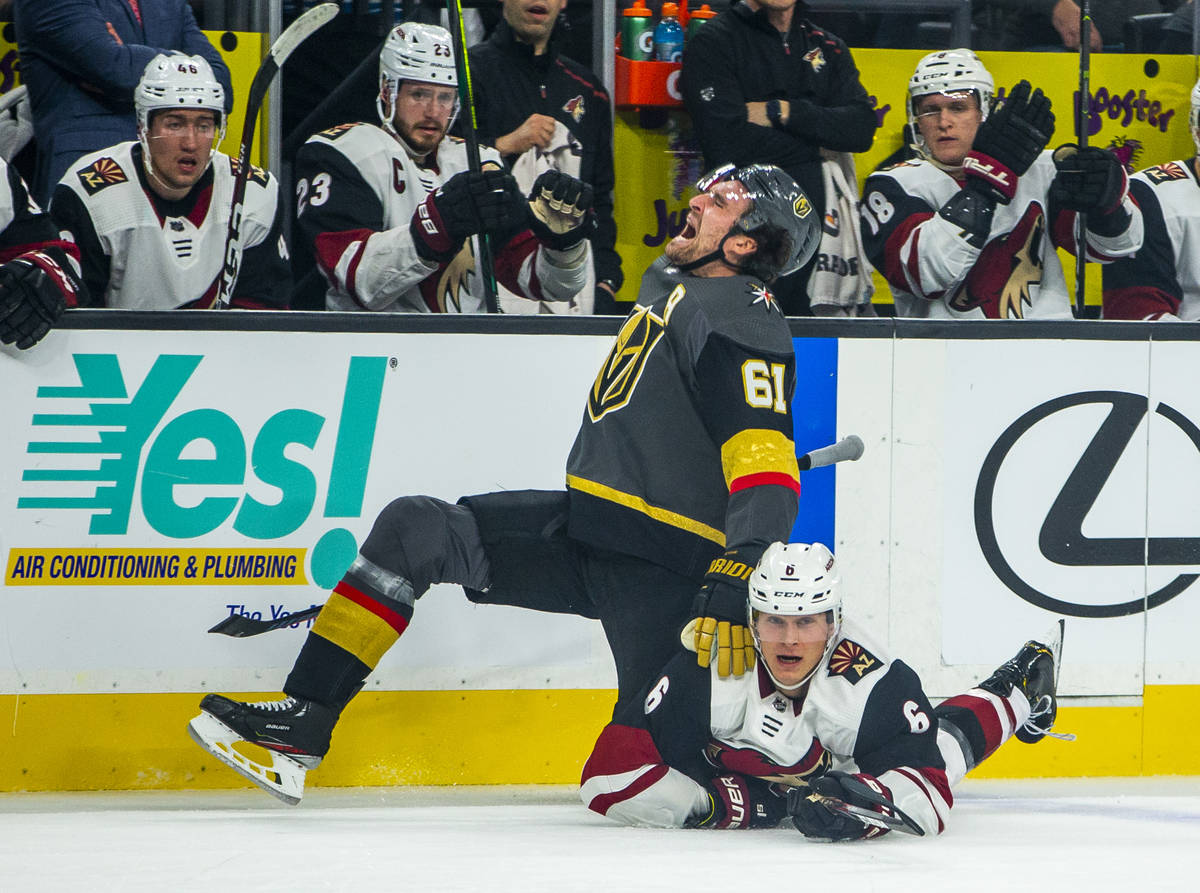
563, 95, 585, 123
704, 738, 831, 785
1144, 160, 1189, 184
588, 303, 667, 422
1107, 135, 1143, 173
827, 639, 881, 684
803, 48, 825, 72
230, 157, 269, 187
420, 241, 476, 312
77, 157, 127, 195
951, 205, 1045, 319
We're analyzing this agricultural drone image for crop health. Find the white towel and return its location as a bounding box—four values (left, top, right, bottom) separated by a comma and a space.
807, 152, 876, 317
0, 86, 34, 164
500, 121, 595, 315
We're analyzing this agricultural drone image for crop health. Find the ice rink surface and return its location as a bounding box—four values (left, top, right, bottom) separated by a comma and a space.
2, 778, 1199, 892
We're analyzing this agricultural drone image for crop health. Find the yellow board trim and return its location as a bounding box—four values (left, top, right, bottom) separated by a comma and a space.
720, 429, 800, 491
311, 592, 402, 669
566, 474, 725, 546
3, 686, 1199, 792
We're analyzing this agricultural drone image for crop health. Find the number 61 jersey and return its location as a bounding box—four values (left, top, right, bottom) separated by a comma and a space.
564, 257, 801, 581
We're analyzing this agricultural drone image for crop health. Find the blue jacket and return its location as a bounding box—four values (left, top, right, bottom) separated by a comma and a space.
14, 0, 233, 204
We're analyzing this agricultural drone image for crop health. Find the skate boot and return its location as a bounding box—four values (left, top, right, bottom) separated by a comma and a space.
187, 694, 337, 805
980, 639, 1061, 744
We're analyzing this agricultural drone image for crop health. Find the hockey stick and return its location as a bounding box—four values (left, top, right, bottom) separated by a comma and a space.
1073, 0, 1092, 318
208, 604, 322, 638
797, 434, 865, 471
210, 3, 339, 309
797, 775, 926, 837
445, 0, 500, 313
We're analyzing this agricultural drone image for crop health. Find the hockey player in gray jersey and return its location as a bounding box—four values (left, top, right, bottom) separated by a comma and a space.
582, 542, 1068, 837
1103, 77, 1200, 321
289, 22, 592, 313
49, 53, 290, 310
188, 163, 822, 804
0, 156, 85, 349
861, 49, 1142, 320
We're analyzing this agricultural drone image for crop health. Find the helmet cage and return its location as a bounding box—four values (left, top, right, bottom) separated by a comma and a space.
907, 49, 994, 163
378, 23, 460, 136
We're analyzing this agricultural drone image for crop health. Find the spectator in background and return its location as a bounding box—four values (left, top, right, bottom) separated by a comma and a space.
13, 0, 233, 206
50, 54, 289, 309
0, 155, 84, 350
860, 50, 1141, 319
469, 0, 622, 315
682, 0, 877, 315
982, 0, 1161, 51
1102, 77, 1200, 320
289, 23, 593, 313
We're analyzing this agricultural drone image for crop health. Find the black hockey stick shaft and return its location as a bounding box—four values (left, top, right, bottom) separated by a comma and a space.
799, 776, 925, 837
208, 604, 323, 637
1074, 0, 1092, 317
212, 3, 338, 309
446, 0, 500, 313
797, 435, 864, 471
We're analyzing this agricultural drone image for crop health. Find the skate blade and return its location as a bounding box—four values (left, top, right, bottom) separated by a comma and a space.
187, 712, 307, 806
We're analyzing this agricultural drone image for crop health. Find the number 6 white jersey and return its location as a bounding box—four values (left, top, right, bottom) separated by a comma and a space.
860, 153, 1142, 319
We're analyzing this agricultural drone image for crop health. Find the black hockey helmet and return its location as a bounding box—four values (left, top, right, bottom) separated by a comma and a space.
696, 163, 821, 282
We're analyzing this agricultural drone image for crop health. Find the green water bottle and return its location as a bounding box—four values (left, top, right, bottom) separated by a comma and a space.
686, 3, 717, 40
622, 1, 655, 61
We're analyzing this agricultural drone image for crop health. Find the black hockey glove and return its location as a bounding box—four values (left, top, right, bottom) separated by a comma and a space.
1049, 144, 1130, 232
963, 80, 1055, 204
526, 170, 596, 251
410, 168, 527, 263
0, 249, 80, 350
787, 771, 890, 842
690, 775, 788, 830
687, 549, 757, 678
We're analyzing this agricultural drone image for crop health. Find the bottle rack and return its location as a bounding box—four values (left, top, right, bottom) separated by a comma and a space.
614, 55, 684, 109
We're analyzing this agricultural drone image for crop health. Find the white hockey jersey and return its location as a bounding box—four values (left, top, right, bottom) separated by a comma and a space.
51, 142, 288, 310
861, 152, 1143, 319
292, 122, 589, 313
1102, 158, 1200, 321
580, 619, 951, 835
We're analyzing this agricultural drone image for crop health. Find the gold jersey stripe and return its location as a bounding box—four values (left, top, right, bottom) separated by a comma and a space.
566, 474, 726, 546
312, 591, 402, 668
720, 429, 800, 490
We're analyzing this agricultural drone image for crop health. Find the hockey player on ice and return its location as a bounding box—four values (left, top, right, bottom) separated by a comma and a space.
49, 53, 290, 310
0, 156, 85, 349
288, 22, 593, 313
861, 49, 1142, 320
582, 542, 1070, 836
188, 162, 823, 804
1103, 76, 1200, 321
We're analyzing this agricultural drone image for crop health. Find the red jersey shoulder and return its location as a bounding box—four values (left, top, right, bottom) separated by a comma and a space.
827, 638, 883, 684
76, 157, 128, 195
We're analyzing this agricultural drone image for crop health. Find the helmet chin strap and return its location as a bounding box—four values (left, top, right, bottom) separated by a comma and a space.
675, 230, 743, 275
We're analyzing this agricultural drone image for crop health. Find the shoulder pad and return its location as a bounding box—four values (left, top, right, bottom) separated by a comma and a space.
75, 156, 129, 196
826, 638, 884, 684
316, 122, 366, 141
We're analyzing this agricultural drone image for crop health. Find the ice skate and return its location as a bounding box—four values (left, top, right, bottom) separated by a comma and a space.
187, 694, 336, 805
980, 619, 1072, 743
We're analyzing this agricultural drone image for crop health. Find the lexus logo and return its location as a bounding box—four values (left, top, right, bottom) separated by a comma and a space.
975, 391, 1200, 617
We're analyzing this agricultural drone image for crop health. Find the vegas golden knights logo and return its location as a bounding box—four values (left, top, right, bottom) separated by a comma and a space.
588, 304, 666, 422
78, 157, 128, 195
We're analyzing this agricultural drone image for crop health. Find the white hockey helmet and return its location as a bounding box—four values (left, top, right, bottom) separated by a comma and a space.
907, 48, 994, 161
135, 52, 226, 137
1190, 76, 1200, 156
377, 23, 460, 130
